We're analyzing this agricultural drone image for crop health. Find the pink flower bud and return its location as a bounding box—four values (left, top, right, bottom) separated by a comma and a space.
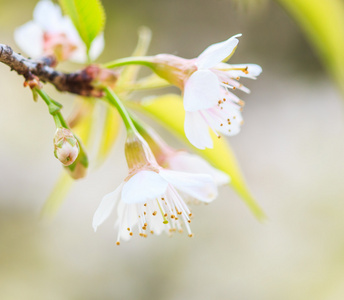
53, 128, 79, 166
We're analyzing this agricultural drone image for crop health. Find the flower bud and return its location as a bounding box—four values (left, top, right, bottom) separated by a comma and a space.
53, 128, 79, 166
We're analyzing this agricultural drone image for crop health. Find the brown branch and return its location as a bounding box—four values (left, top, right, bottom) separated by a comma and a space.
0, 44, 117, 97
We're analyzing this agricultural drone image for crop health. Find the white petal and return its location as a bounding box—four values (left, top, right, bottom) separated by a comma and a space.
116, 202, 139, 241
196, 34, 241, 69
216, 63, 262, 79
121, 170, 168, 204
168, 152, 230, 185
160, 170, 217, 203
89, 33, 105, 61
14, 22, 44, 58
184, 70, 220, 111
33, 0, 63, 32
92, 182, 123, 231
68, 43, 88, 63
68, 33, 105, 63
184, 111, 213, 150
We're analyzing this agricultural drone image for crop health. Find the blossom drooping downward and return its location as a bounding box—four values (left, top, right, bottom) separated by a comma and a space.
93, 132, 217, 245
14, 0, 104, 63
152, 34, 262, 149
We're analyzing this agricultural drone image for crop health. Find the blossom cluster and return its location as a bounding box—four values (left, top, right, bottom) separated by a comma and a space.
13, 0, 262, 244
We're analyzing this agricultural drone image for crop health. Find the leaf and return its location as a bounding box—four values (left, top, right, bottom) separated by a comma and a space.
130, 94, 265, 220
96, 103, 121, 165
275, 0, 344, 95
59, 0, 105, 51
41, 172, 74, 218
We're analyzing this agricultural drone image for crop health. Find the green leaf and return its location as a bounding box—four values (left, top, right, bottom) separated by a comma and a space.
275, 0, 344, 95
130, 94, 265, 220
96, 104, 121, 165
41, 172, 74, 218
59, 0, 105, 51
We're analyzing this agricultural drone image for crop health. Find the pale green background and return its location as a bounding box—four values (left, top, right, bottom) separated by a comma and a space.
1, 0, 344, 299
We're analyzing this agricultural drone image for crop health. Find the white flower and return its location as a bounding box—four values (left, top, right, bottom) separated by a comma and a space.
152, 34, 262, 149
93, 168, 217, 245
93, 132, 217, 245
14, 0, 104, 63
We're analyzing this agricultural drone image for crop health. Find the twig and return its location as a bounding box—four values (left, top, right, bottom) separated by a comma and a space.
0, 44, 116, 97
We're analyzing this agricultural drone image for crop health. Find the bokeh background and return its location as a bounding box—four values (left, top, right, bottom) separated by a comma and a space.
1, 0, 344, 299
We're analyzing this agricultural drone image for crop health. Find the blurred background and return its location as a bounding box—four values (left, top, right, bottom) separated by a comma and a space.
1, 0, 344, 299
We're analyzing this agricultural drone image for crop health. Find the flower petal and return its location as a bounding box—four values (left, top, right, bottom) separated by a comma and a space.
89, 33, 105, 61
14, 21, 44, 58
121, 170, 168, 204
184, 111, 213, 150
184, 70, 220, 111
196, 34, 241, 69
216, 63, 262, 79
33, 0, 63, 32
92, 182, 123, 231
168, 152, 230, 185
160, 169, 217, 203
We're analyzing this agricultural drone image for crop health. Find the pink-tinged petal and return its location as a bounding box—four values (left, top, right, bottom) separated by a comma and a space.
33, 0, 63, 32
184, 70, 220, 112
196, 34, 242, 69
92, 182, 124, 231
184, 111, 213, 150
160, 170, 218, 203
14, 22, 44, 58
121, 170, 168, 204
168, 152, 230, 185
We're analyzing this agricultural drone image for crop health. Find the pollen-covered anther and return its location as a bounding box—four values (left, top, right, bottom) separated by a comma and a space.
152, 211, 157, 216
130, 232, 133, 236
127, 228, 130, 231
116, 241, 120, 246
144, 203, 147, 207
220, 123, 223, 127
171, 215, 175, 219
139, 233, 144, 237
188, 234, 194, 238
164, 213, 168, 217
142, 226, 147, 230
150, 230, 154, 234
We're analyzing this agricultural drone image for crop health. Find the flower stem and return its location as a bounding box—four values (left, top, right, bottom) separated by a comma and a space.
104, 87, 137, 133
103, 56, 154, 69
35, 88, 67, 128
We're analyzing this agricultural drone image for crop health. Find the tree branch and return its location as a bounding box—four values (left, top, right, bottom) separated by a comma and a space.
0, 44, 117, 97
